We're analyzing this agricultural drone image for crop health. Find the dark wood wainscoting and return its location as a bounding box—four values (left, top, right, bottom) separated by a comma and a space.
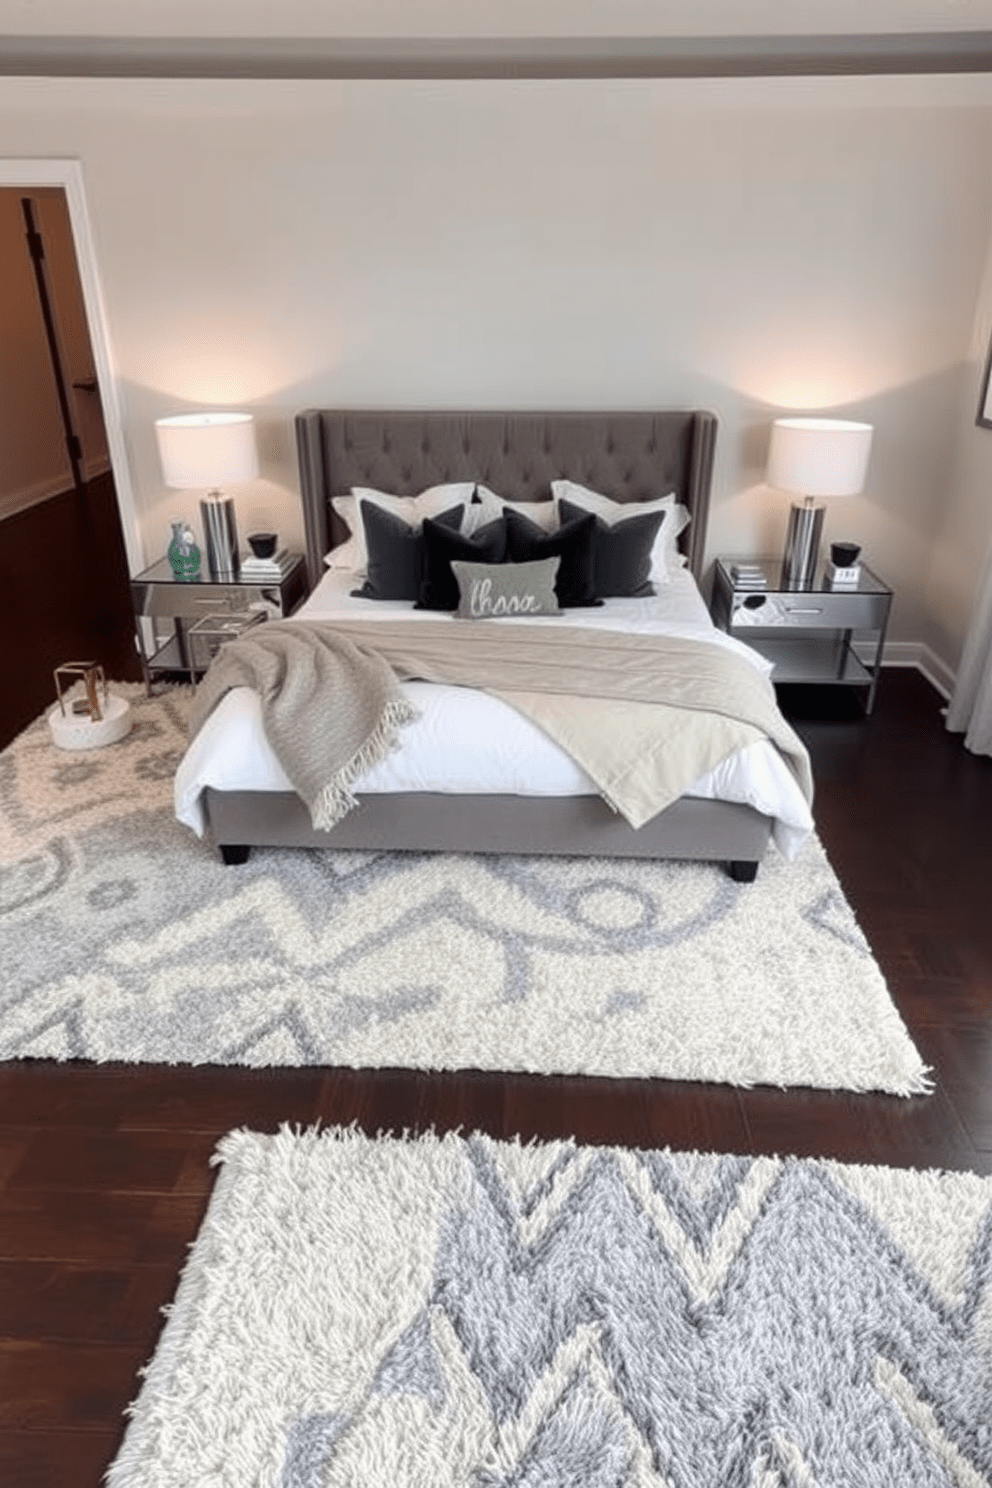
0, 472, 140, 750
0, 669, 990, 1485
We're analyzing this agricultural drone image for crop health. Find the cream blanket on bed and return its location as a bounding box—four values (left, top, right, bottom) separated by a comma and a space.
190, 618, 812, 832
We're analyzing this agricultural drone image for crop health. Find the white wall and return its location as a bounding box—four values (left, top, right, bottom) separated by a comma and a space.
1, 73, 990, 658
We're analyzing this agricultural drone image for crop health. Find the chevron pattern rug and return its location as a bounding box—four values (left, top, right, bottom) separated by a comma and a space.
0, 685, 929, 1093
107, 1126, 992, 1488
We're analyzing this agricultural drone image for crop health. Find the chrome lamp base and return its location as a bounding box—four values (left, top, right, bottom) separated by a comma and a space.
781, 499, 824, 589
200, 491, 240, 579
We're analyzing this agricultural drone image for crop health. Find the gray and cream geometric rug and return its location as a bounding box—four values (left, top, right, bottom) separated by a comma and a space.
1, 685, 930, 1093
107, 1125, 992, 1488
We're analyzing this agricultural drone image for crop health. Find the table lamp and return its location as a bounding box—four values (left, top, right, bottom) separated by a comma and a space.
155, 412, 259, 578
767, 417, 873, 588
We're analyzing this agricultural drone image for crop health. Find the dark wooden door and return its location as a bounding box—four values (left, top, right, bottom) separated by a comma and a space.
0, 187, 139, 751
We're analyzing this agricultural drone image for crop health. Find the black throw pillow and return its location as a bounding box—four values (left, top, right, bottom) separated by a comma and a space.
352, 502, 463, 601
504, 509, 602, 608
416, 514, 508, 611
558, 498, 665, 599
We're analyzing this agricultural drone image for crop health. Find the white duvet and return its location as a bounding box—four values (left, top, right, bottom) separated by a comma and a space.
174, 568, 814, 858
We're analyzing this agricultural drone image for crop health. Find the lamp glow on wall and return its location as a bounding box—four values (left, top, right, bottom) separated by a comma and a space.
155, 412, 259, 578
767, 417, 873, 588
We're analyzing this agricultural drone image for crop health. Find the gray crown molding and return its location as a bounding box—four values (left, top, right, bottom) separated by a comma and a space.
1, 31, 992, 80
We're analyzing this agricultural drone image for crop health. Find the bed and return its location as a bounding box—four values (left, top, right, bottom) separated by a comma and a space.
178, 409, 813, 878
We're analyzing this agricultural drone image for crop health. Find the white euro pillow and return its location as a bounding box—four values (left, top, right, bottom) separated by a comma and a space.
550, 479, 689, 581
325, 483, 476, 573
468, 484, 559, 534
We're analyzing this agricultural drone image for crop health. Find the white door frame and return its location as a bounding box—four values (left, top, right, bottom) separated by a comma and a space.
0, 157, 144, 573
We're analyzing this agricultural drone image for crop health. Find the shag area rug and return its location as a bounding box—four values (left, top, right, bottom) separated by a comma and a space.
0, 685, 930, 1094
107, 1125, 992, 1488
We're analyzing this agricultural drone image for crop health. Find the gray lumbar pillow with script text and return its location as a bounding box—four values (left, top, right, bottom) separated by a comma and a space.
451, 557, 562, 619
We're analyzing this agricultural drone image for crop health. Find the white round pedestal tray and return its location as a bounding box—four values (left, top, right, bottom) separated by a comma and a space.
47, 693, 133, 751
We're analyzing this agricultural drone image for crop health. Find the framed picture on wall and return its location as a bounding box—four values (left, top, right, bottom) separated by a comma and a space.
977, 335, 992, 428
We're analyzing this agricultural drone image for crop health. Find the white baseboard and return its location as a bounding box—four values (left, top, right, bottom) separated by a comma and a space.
853, 640, 955, 700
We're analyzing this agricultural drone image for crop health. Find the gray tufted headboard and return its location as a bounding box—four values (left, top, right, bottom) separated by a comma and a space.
295, 409, 717, 590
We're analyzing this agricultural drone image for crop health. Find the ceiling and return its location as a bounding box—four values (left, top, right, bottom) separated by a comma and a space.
2, 1, 991, 77
0, 1, 988, 39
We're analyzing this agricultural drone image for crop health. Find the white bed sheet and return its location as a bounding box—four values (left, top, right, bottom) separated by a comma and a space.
174, 569, 813, 858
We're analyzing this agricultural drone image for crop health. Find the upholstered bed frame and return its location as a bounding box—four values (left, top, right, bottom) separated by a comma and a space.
203, 409, 773, 879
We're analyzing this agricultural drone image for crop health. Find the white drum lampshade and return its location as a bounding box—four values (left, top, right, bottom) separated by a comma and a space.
155, 412, 259, 577
767, 417, 873, 587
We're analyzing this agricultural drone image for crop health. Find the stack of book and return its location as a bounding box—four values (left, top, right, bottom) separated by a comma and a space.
729, 562, 767, 590
239, 549, 293, 581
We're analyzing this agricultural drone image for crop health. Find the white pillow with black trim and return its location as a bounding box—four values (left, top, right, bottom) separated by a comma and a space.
550, 479, 689, 581
325, 483, 476, 573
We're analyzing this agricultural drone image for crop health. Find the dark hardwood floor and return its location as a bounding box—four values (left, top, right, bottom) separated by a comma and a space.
1, 667, 990, 1486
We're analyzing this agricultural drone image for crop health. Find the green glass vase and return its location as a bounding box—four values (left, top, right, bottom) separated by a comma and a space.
167, 520, 200, 581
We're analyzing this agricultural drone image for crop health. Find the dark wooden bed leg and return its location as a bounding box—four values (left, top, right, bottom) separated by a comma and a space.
219, 844, 251, 866
728, 860, 759, 883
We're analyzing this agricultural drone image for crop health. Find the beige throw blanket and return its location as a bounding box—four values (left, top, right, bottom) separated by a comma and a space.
190, 618, 812, 832
189, 623, 419, 830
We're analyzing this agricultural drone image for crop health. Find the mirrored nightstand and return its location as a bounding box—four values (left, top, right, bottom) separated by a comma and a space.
130, 552, 309, 689
710, 557, 892, 713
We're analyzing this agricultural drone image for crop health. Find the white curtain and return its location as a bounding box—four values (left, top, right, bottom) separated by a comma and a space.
946, 548, 992, 755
